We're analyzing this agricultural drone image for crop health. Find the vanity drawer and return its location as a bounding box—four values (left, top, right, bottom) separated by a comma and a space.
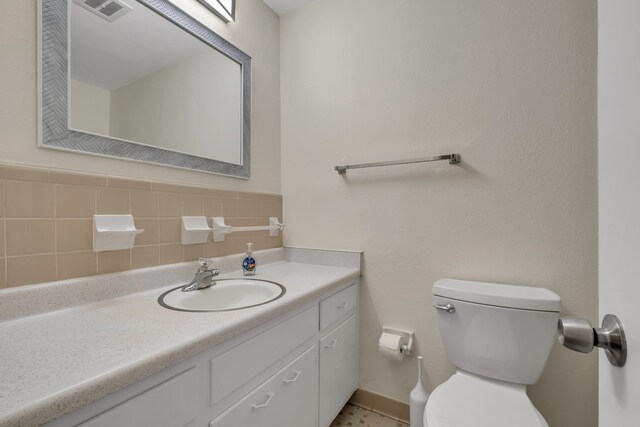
320, 283, 358, 330
78, 368, 198, 427
210, 305, 318, 405
209, 345, 318, 427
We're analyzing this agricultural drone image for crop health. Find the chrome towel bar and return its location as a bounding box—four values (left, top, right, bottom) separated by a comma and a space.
335, 153, 461, 174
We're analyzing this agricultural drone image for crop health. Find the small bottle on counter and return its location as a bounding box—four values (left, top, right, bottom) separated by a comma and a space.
242, 242, 256, 276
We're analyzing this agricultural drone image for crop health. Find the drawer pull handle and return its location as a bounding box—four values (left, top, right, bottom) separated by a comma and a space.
324, 339, 338, 349
337, 302, 347, 310
283, 370, 302, 384
252, 392, 274, 409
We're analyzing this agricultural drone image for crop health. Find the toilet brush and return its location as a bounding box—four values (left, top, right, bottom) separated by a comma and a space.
410, 356, 429, 427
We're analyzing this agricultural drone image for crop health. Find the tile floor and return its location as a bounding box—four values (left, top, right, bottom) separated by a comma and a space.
331, 403, 409, 427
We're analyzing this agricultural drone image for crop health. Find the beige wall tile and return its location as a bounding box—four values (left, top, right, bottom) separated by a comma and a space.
57, 251, 97, 280
370, 393, 407, 420
134, 218, 159, 246
398, 401, 410, 424
4, 181, 54, 218
183, 194, 204, 216
131, 191, 159, 218
56, 219, 92, 252
7, 254, 56, 287
217, 189, 240, 198
0, 163, 283, 286
222, 237, 238, 256
49, 170, 106, 187
98, 250, 131, 274
265, 234, 283, 249
151, 182, 185, 193
238, 198, 261, 218
183, 244, 204, 261
0, 220, 4, 257
0, 181, 4, 218
107, 177, 152, 191
204, 197, 222, 217
6, 219, 55, 256
55, 185, 95, 218
242, 236, 266, 251
205, 241, 223, 258
265, 199, 283, 218
159, 218, 180, 244
0, 164, 49, 183
132, 246, 159, 269
221, 198, 238, 217
97, 188, 129, 214
0, 258, 5, 288
159, 192, 183, 218
349, 389, 374, 410
159, 244, 182, 265
185, 186, 218, 197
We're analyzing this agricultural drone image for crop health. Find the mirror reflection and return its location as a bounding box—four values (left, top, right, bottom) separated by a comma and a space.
69, 0, 243, 165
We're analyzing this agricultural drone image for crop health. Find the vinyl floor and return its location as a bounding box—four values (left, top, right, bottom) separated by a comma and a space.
330, 403, 409, 427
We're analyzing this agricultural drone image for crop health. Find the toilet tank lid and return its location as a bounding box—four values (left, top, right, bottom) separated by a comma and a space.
433, 279, 561, 312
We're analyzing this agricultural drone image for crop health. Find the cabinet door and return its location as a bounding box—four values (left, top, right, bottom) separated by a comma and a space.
319, 314, 358, 427
210, 345, 317, 427
78, 368, 198, 427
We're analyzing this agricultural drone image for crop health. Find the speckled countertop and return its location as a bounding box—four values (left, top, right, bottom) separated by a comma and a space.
0, 248, 361, 427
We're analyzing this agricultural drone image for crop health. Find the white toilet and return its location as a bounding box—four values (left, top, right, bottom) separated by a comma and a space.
424, 279, 561, 427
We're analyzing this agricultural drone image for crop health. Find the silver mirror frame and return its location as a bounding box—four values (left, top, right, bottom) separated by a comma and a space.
38, 0, 251, 178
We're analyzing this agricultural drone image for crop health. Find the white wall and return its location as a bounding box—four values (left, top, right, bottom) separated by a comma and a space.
0, 0, 280, 192
69, 79, 111, 135
110, 52, 242, 165
598, 0, 640, 424
280, 1, 598, 426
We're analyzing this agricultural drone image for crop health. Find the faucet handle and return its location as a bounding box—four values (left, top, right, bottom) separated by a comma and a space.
198, 257, 213, 272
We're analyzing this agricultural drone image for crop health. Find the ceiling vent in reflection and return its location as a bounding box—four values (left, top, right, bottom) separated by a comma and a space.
73, 0, 133, 22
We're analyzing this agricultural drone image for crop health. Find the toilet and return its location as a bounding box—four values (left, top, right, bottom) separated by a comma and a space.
424, 279, 561, 427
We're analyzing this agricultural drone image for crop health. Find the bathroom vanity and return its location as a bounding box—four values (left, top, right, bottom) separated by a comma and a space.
0, 248, 361, 427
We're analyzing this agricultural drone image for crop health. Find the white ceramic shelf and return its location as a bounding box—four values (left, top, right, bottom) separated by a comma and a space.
93, 215, 144, 252
182, 217, 213, 245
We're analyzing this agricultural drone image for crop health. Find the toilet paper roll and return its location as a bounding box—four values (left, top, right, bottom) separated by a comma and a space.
379, 332, 405, 362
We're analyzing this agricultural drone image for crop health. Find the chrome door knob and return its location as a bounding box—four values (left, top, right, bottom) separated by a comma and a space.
557, 317, 595, 353
558, 314, 627, 367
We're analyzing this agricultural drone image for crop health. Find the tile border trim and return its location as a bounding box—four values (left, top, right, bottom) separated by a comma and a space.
349, 389, 411, 424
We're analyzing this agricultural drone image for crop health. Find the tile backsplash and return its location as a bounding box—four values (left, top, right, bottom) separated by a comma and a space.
0, 163, 283, 288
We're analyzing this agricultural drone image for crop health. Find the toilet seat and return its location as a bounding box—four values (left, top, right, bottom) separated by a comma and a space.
424, 371, 548, 427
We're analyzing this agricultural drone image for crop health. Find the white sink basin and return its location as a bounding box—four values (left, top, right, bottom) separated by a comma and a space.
158, 278, 286, 312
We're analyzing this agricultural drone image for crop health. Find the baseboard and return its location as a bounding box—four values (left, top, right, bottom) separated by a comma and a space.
348, 389, 410, 424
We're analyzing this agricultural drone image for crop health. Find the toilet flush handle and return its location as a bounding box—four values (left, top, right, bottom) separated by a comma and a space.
433, 303, 455, 313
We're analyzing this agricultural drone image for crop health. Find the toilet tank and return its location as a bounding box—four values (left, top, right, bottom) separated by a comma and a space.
433, 279, 561, 385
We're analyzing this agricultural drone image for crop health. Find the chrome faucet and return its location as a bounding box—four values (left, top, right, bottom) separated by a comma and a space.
182, 258, 220, 292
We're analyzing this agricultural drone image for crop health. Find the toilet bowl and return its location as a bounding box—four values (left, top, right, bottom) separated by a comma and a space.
424, 279, 561, 427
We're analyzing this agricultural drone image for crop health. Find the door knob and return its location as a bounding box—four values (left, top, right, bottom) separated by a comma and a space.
557, 314, 627, 367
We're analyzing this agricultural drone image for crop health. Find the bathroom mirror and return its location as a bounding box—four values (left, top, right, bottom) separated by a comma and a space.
39, 0, 251, 177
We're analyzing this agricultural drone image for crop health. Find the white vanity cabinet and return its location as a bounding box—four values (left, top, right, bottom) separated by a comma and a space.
318, 284, 360, 427
48, 281, 359, 427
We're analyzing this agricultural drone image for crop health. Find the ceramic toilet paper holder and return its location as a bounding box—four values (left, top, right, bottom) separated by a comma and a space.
557, 314, 627, 367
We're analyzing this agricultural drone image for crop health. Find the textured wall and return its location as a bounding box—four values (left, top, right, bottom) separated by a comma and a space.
0, 0, 280, 192
280, 0, 598, 426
